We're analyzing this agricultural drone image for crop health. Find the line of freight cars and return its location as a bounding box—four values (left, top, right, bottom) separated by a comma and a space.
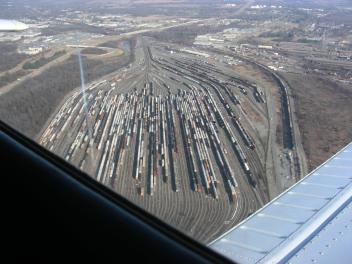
253, 85, 266, 103
193, 84, 257, 187
147, 52, 257, 188
40, 90, 98, 151
176, 90, 219, 198
154, 55, 256, 151
133, 83, 227, 195
189, 89, 239, 199
187, 72, 256, 151
153, 58, 257, 187
85, 84, 171, 192
153, 57, 257, 184
41, 76, 256, 202
179, 83, 255, 191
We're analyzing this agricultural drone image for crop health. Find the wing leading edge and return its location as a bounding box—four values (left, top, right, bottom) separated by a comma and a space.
210, 142, 352, 264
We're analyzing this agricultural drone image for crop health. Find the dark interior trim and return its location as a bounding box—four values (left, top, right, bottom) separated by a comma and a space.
2, 121, 233, 263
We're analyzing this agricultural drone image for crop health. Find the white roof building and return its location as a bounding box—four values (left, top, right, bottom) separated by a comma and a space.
0, 19, 28, 31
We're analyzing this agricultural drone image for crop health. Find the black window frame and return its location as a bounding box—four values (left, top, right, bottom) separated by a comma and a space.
2, 120, 235, 263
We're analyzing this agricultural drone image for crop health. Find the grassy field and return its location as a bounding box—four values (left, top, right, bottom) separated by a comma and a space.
283, 72, 352, 170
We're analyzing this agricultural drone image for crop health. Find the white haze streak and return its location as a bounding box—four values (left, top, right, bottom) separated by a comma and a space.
77, 51, 94, 153
235, 0, 255, 16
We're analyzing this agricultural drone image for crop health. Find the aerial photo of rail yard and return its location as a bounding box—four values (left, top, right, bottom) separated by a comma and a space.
0, 0, 351, 243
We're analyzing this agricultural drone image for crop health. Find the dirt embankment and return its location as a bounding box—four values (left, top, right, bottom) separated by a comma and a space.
283, 72, 352, 170
81, 47, 107, 55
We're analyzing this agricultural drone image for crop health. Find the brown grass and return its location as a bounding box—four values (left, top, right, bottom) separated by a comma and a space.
283, 72, 352, 170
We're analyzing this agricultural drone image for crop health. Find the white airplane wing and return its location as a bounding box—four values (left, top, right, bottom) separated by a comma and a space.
210, 142, 352, 264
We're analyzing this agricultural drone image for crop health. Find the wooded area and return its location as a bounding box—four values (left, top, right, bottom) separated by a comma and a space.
0, 40, 135, 138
